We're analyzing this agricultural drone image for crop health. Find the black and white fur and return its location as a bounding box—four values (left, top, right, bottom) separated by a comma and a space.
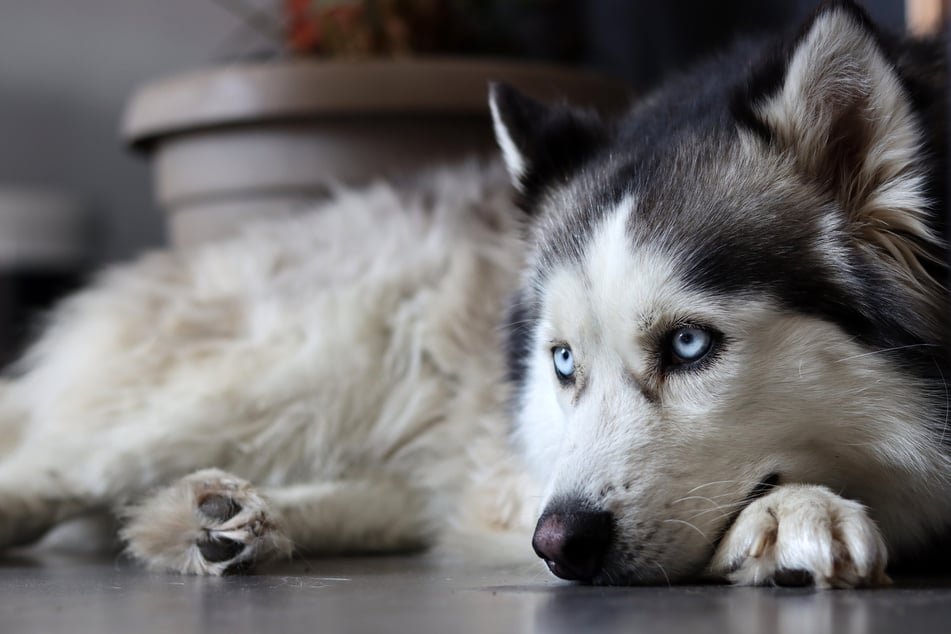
0, 1, 947, 587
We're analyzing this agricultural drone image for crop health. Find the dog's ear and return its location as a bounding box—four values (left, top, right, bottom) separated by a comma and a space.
735, 0, 941, 297
489, 82, 607, 207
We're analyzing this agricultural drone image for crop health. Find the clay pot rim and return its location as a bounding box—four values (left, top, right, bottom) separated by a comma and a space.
122, 57, 632, 151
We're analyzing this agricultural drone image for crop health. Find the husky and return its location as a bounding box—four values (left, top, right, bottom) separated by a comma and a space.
0, 0, 947, 588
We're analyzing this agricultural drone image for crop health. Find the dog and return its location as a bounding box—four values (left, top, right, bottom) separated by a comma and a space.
0, 0, 947, 588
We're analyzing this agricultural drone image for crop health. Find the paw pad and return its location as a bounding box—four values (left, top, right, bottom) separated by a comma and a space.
121, 469, 291, 576
198, 494, 242, 522
198, 534, 245, 563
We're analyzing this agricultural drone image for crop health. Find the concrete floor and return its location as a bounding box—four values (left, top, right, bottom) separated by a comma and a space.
2, 553, 951, 634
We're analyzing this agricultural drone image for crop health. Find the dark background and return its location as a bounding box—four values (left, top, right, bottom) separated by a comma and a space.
579, 0, 903, 92
0, 0, 907, 263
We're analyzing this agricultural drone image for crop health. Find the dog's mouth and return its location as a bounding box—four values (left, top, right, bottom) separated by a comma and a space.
595, 473, 782, 586
712, 472, 780, 551
540, 473, 782, 586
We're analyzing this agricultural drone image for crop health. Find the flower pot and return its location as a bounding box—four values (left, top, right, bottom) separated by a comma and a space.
122, 59, 631, 247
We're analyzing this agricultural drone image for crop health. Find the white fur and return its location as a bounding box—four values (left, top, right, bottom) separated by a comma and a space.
489, 89, 527, 188
708, 484, 890, 588
515, 195, 951, 583
0, 11, 947, 588
756, 6, 944, 318
0, 162, 535, 571
0, 155, 945, 587
121, 468, 292, 575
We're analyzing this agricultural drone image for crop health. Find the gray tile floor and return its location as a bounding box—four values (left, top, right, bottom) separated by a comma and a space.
2, 552, 951, 634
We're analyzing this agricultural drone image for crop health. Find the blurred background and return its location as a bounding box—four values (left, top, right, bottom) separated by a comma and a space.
0, 0, 907, 262
0, 0, 911, 365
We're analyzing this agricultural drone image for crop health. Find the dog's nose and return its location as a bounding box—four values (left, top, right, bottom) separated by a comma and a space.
532, 507, 614, 582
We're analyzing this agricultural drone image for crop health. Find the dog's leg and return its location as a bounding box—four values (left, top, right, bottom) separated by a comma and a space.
0, 423, 231, 551
0, 465, 96, 548
707, 484, 890, 588
0, 386, 67, 545
121, 469, 432, 575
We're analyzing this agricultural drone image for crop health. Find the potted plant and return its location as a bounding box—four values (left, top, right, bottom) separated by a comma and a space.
123, 0, 630, 246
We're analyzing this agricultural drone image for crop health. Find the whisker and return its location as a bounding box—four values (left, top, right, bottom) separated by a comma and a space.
653, 560, 672, 588
669, 495, 721, 507
688, 507, 748, 526
684, 480, 763, 495
662, 518, 711, 544
684, 501, 750, 522
670, 492, 737, 506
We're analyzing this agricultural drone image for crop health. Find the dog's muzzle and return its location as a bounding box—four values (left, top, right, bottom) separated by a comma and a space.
532, 505, 615, 582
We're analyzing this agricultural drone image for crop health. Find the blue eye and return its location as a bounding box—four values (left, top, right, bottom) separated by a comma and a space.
669, 327, 713, 364
552, 346, 575, 381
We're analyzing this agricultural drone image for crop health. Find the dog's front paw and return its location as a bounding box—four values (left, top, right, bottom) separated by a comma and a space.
708, 484, 890, 589
121, 469, 292, 575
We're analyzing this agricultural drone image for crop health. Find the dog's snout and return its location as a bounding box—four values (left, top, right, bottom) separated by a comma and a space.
532, 506, 614, 582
